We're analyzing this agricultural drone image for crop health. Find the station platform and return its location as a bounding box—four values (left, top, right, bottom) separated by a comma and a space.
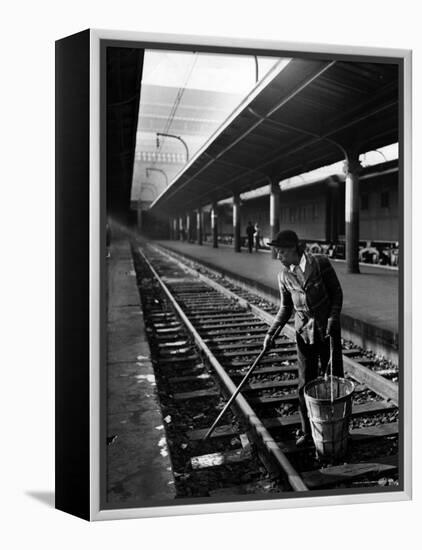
154, 239, 399, 363
107, 239, 176, 504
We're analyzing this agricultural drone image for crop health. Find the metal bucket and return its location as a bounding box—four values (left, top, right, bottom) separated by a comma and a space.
304, 376, 355, 460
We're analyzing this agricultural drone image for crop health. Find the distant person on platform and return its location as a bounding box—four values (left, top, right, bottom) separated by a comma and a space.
262, 230, 344, 447
246, 221, 255, 253
253, 223, 261, 252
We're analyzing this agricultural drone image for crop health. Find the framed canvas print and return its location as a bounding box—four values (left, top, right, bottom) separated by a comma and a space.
55, 28, 412, 521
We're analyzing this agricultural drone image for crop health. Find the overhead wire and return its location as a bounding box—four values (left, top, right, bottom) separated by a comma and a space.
152, 52, 199, 166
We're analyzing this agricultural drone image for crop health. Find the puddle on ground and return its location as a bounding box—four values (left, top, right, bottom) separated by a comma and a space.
158, 435, 168, 457
134, 374, 156, 386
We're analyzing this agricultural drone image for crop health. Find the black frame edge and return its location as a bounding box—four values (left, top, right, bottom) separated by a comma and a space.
55, 29, 91, 521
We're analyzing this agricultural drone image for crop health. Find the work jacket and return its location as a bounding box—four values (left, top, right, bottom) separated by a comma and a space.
268, 252, 343, 344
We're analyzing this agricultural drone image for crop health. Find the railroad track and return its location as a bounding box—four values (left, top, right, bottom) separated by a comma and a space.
132, 242, 400, 497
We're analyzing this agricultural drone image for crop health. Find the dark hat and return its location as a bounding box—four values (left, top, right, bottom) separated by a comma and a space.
267, 229, 300, 248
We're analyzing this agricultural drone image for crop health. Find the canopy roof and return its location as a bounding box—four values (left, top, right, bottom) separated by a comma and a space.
149, 57, 398, 215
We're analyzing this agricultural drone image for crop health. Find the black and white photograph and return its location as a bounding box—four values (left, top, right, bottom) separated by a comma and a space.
98, 33, 410, 517
5, 0, 422, 545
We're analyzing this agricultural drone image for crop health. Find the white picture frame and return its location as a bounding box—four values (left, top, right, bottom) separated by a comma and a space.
55, 28, 412, 521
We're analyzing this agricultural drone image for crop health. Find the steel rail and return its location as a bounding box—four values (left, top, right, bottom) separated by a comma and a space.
140, 246, 309, 492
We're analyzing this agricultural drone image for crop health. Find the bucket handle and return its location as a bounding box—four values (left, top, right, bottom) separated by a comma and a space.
324, 336, 335, 403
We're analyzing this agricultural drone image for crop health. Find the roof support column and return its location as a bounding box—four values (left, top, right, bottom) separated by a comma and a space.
196, 208, 203, 245
233, 193, 241, 252
186, 213, 192, 243
211, 203, 218, 248
344, 153, 362, 274
174, 217, 180, 241
270, 181, 281, 259
179, 216, 185, 241
169, 218, 175, 240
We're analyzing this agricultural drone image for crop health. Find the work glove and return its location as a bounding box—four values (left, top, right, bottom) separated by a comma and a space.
326, 317, 339, 337
263, 334, 275, 351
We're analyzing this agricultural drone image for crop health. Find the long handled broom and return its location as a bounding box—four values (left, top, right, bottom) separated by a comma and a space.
201, 347, 268, 442
183, 346, 269, 473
